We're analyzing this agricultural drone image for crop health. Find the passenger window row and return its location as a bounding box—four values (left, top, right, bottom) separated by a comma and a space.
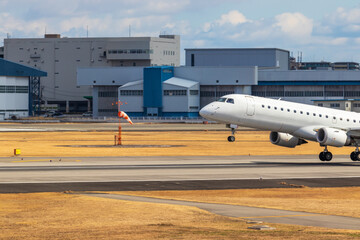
261, 104, 360, 123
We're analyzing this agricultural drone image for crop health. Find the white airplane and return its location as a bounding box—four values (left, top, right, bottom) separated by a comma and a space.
199, 94, 360, 162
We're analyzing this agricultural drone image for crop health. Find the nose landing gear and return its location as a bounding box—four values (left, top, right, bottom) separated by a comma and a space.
226, 124, 237, 142
319, 146, 332, 161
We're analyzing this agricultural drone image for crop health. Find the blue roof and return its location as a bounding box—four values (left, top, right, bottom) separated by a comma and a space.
0, 58, 47, 77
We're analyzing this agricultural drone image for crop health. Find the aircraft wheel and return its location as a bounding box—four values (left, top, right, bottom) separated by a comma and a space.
355, 152, 360, 161
319, 152, 325, 161
350, 151, 357, 161
324, 152, 333, 161
227, 136, 235, 142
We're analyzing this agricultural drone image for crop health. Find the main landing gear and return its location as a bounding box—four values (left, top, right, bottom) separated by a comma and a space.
350, 145, 360, 161
319, 145, 360, 161
319, 146, 332, 161
227, 124, 237, 142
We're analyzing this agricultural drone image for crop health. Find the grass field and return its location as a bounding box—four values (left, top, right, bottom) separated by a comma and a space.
1, 192, 360, 240
118, 187, 360, 219
1, 123, 360, 239
0, 128, 355, 157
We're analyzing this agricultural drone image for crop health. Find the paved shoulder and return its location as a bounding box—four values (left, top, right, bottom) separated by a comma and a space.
83, 193, 360, 230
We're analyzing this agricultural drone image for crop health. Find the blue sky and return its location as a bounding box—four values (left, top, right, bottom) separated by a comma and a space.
1, 0, 360, 64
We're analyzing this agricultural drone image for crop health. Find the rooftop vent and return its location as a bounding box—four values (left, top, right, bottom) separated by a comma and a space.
44, 34, 61, 39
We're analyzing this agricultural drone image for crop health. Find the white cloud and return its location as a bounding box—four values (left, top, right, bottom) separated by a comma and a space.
329, 37, 348, 45
274, 12, 313, 39
193, 40, 206, 47
217, 10, 249, 26
0, 12, 46, 38
335, 7, 360, 24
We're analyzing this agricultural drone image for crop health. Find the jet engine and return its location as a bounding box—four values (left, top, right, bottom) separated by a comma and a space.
270, 132, 307, 148
316, 127, 351, 147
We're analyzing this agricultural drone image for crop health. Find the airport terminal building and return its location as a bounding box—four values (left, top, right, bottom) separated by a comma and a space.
77, 48, 360, 118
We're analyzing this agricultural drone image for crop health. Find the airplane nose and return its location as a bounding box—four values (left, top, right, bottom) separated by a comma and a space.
199, 106, 211, 118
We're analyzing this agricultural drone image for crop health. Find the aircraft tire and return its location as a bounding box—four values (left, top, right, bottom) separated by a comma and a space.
355, 152, 360, 161
351, 151, 357, 161
324, 152, 333, 161
319, 152, 325, 161
227, 136, 235, 142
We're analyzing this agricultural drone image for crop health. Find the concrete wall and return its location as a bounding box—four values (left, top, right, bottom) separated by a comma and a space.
78, 67, 144, 86
174, 66, 258, 85
185, 48, 289, 70
118, 82, 144, 113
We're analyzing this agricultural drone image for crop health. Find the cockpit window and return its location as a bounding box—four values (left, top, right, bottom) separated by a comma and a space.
217, 98, 227, 102
226, 98, 234, 104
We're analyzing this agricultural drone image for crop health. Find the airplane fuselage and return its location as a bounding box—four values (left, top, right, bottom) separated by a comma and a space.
199, 94, 360, 161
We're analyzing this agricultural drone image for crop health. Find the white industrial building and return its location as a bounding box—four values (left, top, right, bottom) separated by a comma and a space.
77, 48, 360, 117
4, 34, 180, 113
0, 58, 47, 120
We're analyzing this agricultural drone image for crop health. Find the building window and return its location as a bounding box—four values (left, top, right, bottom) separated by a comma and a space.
0, 85, 28, 93
120, 90, 143, 96
99, 109, 118, 113
190, 90, 199, 95
107, 49, 152, 54
330, 103, 340, 108
252, 91, 266, 97
189, 106, 199, 110
98, 91, 117, 97
266, 91, 284, 97
326, 91, 343, 97
164, 90, 187, 96
200, 91, 215, 97
285, 91, 304, 97
305, 91, 323, 97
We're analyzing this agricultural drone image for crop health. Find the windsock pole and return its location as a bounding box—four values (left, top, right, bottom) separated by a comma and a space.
117, 101, 122, 145
114, 101, 133, 145
118, 116, 122, 145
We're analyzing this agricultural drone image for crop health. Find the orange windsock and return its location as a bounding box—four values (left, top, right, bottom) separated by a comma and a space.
118, 111, 133, 124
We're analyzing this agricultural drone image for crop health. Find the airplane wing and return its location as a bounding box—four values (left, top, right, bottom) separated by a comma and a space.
346, 128, 360, 138
293, 125, 360, 140
292, 125, 323, 141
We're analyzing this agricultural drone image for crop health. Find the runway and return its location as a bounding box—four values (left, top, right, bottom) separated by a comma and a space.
1, 155, 360, 192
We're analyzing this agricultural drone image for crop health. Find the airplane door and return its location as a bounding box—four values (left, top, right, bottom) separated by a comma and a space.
245, 96, 255, 116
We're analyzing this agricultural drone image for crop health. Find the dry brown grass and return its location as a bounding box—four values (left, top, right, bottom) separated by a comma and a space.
117, 187, 360, 218
0, 130, 355, 157
0, 192, 359, 240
